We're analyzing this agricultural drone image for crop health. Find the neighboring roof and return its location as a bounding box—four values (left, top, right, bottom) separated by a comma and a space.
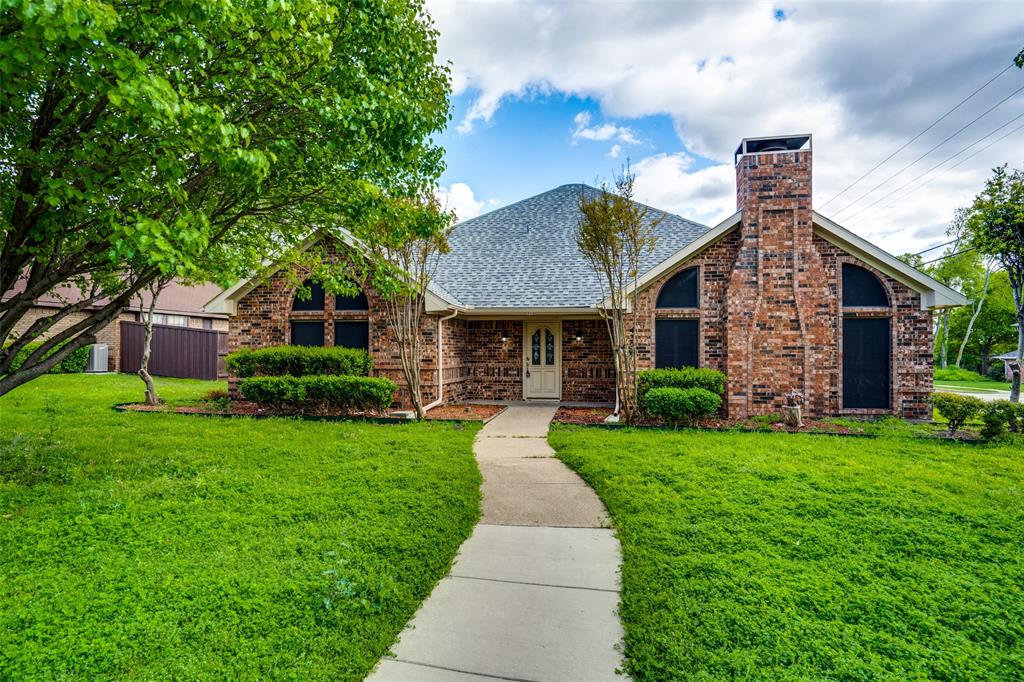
992, 349, 1021, 361
7, 278, 227, 318
434, 184, 708, 308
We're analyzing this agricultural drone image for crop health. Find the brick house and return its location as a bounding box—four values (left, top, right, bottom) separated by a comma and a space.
206, 135, 966, 419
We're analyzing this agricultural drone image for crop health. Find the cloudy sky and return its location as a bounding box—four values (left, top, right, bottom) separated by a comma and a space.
426, 0, 1023, 257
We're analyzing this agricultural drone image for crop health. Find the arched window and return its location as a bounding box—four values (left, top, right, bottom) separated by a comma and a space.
656, 267, 699, 308
292, 279, 325, 311
842, 263, 889, 307
335, 289, 369, 311
841, 264, 891, 409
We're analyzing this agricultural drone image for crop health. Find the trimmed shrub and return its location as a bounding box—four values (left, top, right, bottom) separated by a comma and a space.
980, 400, 1024, 440
933, 367, 986, 382
239, 375, 396, 413
643, 386, 722, 428
3, 341, 90, 375
931, 392, 985, 436
226, 345, 372, 378
638, 367, 726, 402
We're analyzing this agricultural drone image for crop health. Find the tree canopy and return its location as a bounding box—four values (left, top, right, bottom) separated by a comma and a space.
0, 0, 450, 394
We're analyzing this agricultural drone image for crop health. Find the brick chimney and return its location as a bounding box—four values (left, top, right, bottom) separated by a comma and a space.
725, 135, 835, 418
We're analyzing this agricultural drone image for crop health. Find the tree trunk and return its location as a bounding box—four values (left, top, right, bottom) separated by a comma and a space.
955, 266, 991, 368
138, 281, 167, 406
939, 310, 950, 369
1011, 283, 1023, 403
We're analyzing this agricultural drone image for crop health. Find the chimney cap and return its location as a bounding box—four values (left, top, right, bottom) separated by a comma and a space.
734, 134, 811, 165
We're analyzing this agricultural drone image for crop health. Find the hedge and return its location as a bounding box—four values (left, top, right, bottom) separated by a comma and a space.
238, 375, 396, 413
643, 386, 722, 427
226, 345, 372, 378
931, 392, 985, 436
933, 367, 988, 382
637, 367, 726, 402
3, 341, 90, 375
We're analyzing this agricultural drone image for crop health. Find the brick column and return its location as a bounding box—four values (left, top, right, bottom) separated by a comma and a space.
725, 146, 835, 418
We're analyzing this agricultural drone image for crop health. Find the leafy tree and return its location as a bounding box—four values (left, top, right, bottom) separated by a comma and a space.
962, 165, 1024, 401
0, 0, 450, 396
576, 168, 661, 425
947, 270, 1017, 375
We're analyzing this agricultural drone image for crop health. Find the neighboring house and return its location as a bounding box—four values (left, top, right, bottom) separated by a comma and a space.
206, 135, 966, 419
6, 280, 229, 372
992, 349, 1022, 382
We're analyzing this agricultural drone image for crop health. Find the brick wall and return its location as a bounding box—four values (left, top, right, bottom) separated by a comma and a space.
464, 320, 523, 401
562, 318, 615, 402
8, 307, 123, 371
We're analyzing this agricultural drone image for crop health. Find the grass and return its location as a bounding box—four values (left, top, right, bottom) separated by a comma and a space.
935, 379, 1012, 392
0, 374, 481, 680
550, 423, 1024, 681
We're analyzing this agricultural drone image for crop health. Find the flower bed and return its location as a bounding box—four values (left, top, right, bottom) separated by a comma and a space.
552, 406, 869, 435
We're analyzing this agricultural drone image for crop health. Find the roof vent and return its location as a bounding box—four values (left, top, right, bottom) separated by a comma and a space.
734, 134, 811, 164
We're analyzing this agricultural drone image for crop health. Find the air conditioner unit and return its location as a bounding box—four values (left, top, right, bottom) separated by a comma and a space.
86, 344, 108, 373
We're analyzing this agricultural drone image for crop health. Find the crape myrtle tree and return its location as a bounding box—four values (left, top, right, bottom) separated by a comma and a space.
963, 165, 1024, 401
352, 190, 454, 419
576, 168, 661, 425
0, 0, 450, 396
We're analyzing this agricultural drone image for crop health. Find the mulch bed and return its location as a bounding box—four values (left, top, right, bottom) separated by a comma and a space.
553, 406, 868, 435
118, 400, 505, 423
425, 403, 505, 422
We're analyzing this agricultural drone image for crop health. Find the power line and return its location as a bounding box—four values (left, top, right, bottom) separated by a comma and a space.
841, 111, 1024, 226
914, 239, 957, 256
845, 119, 1024, 229
920, 245, 976, 266
819, 63, 1014, 210
831, 82, 1024, 220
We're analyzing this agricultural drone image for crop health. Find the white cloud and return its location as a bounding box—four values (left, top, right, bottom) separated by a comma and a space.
427, 0, 1023, 253
435, 182, 495, 221
572, 111, 639, 144
632, 153, 736, 226
608, 144, 622, 158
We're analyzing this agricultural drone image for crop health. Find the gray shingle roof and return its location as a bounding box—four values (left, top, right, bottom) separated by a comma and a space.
435, 184, 709, 309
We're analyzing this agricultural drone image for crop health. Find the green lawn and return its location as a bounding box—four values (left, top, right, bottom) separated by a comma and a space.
934, 379, 1013, 392
550, 424, 1024, 681
0, 374, 481, 680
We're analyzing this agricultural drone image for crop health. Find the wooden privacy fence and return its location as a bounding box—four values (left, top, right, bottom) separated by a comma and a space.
120, 321, 228, 381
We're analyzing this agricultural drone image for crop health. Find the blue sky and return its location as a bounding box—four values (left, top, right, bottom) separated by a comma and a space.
426, 0, 1024, 255
437, 92, 707, 207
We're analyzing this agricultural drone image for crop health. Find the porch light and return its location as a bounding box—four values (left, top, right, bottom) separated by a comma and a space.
501, 335, 508, 342
575, 335, 582, 343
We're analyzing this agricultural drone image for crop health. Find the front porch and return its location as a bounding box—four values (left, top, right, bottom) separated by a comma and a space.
438, 317, 616, 405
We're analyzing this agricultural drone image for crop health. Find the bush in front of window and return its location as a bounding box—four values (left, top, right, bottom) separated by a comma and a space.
637, 367, 726, 403
226, 345, 372, 378
238, 375, 396, 414
643, 386, 722, 428
930, 392, 985, 437
3, 341, 90, 375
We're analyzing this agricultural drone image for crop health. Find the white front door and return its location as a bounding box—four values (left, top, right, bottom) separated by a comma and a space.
524, 322, 560, 399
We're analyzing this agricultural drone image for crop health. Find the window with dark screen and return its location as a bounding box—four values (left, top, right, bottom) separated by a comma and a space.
290, 321, 325, 346
842, 317, 890, 409
292, 279, 325, 311
842, 264, 889, 307
334, 321, 369, 350
656, 267, 699, 308
655, 319, 699, 368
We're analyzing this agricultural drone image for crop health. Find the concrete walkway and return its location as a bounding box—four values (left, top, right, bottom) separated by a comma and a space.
367, 404, 624, 682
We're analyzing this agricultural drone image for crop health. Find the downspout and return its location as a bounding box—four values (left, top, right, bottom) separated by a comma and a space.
423, 309, 459, 411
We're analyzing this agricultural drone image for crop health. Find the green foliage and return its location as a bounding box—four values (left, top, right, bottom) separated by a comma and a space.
934, 367, 986, 382
3, 341, 90, 375
637, 367, 727, 400
980, 400, 1024, 440
226, 345, 372, 378
0, 374, 480, 679
930, 392, 985, 435
239, 375, 396, 413
1, 0, 450, 390
642, 386, 722, 427
550, 424, 1024, 681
